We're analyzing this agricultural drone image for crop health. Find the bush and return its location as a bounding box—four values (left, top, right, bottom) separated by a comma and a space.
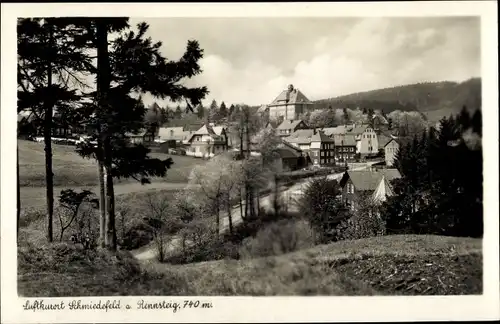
239, 219, 315, 259
298, 177, 351, 243
335, 209, 386, 241
18, 242, 143, 297
165, 239, 241, 265
19, 208, 45, 228
121, 221, 154, 250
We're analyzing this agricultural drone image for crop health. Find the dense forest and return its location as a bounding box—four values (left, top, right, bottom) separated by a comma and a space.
314, 78, 481, 121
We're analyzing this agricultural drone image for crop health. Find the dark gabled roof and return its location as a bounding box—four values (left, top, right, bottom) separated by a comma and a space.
277, 146, 302, 159
321, 125, 353, 136
378, 134, 392, 148
278, 139, 303, 153
311, 130, 335, 143
340, 169, 401, 192
277, 119, 307, 130
333, 134, 357, 146
384, 138, 398, 148
286, 129, 315, 144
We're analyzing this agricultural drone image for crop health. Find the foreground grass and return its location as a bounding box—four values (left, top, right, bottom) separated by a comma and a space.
18, 140, 205, 187
18, 235, 482, 296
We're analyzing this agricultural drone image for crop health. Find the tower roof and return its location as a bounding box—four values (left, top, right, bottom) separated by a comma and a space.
269, 85, 313, 106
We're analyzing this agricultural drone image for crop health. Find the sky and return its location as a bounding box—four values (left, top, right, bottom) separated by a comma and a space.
128, 17, 480, 109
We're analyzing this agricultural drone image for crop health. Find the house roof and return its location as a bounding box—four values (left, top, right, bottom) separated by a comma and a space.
378, 134, 392, 148
341, 169, 401, 192
379, 168, 402, 182
276, 119, 306, 130
372, 175, 394, 203
311, 130, 335, 143
212, 126, 226, 136
285, 129, 315, 144
321, 125, 354, 136
158, 127, 185, 140
257, 105, 269, 113
17, 109, 37, 123
269, 85, 313, 106
184, 123, 204, 132
277, 145, 302, 159
277, 139, 303, 153
350, 125, 369, 135
384, 138, 398, 148
187, 124, 225, 143
194, 124, 216, 136
333, 134, 357, 146
373, 114, 389, 124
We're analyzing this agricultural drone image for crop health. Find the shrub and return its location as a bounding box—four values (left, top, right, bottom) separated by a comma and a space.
18, 242, 143, 297
239, 219, 315, 259
165, 239, 240, 265
121, 221, 154, 250
19, 208, 45, 228
335, 209, 386, 241
298, 177, 351, 243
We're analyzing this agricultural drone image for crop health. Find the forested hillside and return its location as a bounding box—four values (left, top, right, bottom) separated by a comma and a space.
314, 78, 481, 122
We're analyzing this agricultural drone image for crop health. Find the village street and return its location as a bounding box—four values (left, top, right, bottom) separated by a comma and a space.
133, 162, 377, 261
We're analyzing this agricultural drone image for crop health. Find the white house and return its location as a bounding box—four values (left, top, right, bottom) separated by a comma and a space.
185, 124, 228, 158
384, 138, 400, 167
350, 125, 379, 156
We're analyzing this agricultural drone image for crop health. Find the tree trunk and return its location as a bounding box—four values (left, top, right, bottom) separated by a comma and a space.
104, 147, 117, 250
97, 137, 106, 248
249, 189, 256, 219
96, 20, 116, 250
215, 203, 220, 240
227, 195, 233, 235
239, 187, 244, 221
17, 146, 21, 241
239, 132, 243, 159
244, 185, 249, 220
44, 21, 54, 243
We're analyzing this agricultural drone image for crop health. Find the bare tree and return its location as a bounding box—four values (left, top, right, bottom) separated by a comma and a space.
142, 191, 172, 262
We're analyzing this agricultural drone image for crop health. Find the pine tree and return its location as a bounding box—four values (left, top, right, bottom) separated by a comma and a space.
17, 18, 91, 242
228, 104, 235, 118
471, 109, 482, 136
76, 19, 208, 250
342, 107, 349, 125
457, 105, 471, 133
219, 101, 227, 120
174, 105, 183, 119
209, 99, 219, 123
196, 104, 205, 119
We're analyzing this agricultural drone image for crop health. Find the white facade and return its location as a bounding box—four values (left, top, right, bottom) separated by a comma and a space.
356, 127, 379, 155
385, 140, 400, 166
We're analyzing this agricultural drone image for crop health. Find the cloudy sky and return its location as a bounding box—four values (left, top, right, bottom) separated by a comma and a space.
129, 17, 480, 108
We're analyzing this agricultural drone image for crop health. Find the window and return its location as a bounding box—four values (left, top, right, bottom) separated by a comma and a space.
321, 159, 324, 164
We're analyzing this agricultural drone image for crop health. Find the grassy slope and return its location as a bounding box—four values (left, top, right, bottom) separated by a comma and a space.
18, 140, 205, 187
18, 235, 482, 296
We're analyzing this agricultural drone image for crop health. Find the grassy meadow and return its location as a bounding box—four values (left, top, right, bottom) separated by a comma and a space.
18, 140, 205, 187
